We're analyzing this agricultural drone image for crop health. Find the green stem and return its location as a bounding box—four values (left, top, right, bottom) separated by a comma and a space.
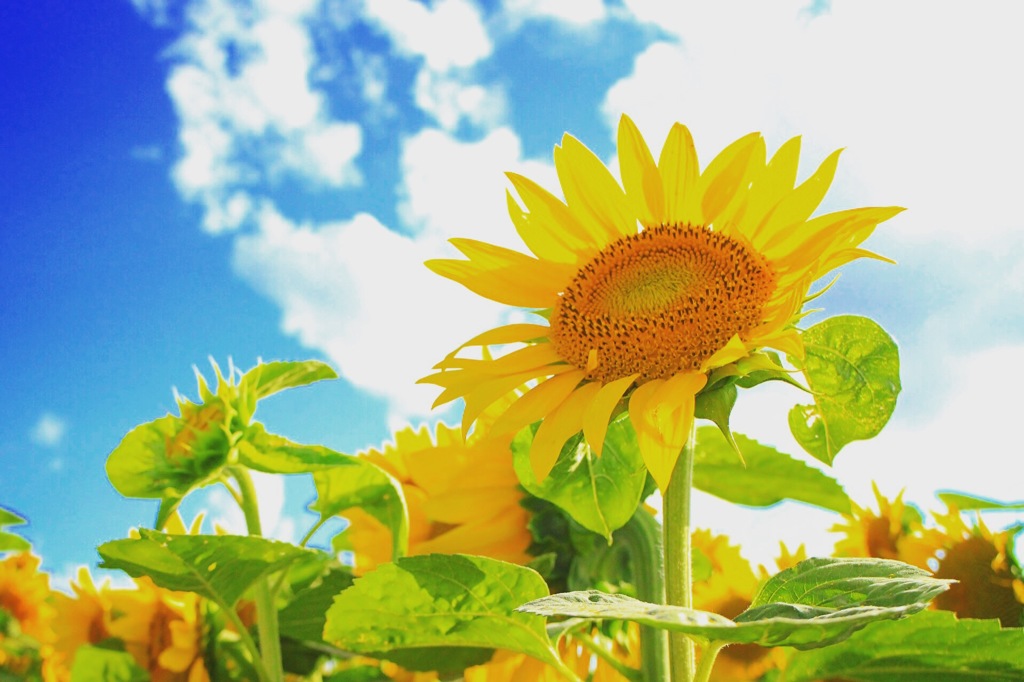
572, 629, 642, 681
222, 600, 273, 682
618, 509, 670, 680
662, 422, 698, 681
693, 642, 726, 682
233, 467, 284, 682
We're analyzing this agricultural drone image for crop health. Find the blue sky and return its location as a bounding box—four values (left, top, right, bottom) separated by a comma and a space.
3, 0, 1023, 583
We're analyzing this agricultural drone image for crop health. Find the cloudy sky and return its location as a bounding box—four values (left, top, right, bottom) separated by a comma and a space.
3, 0, 1023, 581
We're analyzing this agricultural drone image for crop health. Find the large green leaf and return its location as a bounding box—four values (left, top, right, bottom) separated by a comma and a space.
240, 360, 337, 401
98, 529, 316, 607
936, 491, 1024, 512
238, 424, 353, 473
70, 645, 149, 682
0, 506, 30, 552
312, 458, 409, 562
323, 554, 570, 675
512, 413, 648, 541
519, 558, 951, 649
105, 414, 230, 499
788, 316, 900, 465
693, 427, 850, 513
279, 565, 355, 642
781, 610, 1024, 682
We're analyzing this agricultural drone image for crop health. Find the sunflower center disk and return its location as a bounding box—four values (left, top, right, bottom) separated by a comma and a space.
550, 224, 776, 383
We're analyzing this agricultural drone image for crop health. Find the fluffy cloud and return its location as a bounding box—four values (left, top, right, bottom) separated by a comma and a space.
363, 0, 492, 71
30, 413, 67, 448
502, 0, 607, 26
413, 69, 506, 131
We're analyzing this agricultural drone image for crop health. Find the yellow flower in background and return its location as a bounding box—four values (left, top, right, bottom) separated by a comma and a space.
105, 577, 209, 682
831, 483, 939, 569
0, 552, 57, 674
49, 567, 111, 677
691, 531, 785, 682
421, 114, 901, 490
342, 416, 532, 574
928, 506, 1024, 627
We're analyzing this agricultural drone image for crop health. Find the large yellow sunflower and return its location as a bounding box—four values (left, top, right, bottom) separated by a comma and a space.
421, 115, 901, 489
0, 552, 57, 675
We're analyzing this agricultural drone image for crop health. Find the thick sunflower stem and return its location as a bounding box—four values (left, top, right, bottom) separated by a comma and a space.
618, 509, 670, 680
662, 423, 697, 682
233, 467, 284, 682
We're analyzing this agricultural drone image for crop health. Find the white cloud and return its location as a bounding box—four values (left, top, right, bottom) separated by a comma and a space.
30, 413, 67, 448
606, 1, 1024, 245
163, 0, 363, 233
414, 69, 506, 131
363, 0, 493, 71
502, 0, 607, 26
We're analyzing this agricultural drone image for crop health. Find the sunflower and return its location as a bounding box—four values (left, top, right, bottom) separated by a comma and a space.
340, 402, 532, 574
0, 552, 57, 675
691, 530, 786, 682
420, 115, 901, 490
48, 567, 111, 678
927, 505, 1024, 627
831, 483, 939, 569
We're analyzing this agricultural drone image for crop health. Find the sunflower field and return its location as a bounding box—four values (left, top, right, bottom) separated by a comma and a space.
4, 119, 1024, 682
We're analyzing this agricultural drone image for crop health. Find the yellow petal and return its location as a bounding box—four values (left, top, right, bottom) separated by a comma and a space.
489, 369, 587, 437
530, 382, 602, 482
659, 123, 700, 224
699, 334, 750, 373
440, 323, 551, 362
423, 488, 524, 525
630, 374, 706, 491
460, 365, 577, 433
743, 136, 802, 229
507, 171, 604, 252
582, 373, 639, 457
618, 114, 665, 226
555, 133, 636, 242
441, 343, 563, 375
753, 148, 842, 249
697, 132, 764, 227
506, 189, 581, 263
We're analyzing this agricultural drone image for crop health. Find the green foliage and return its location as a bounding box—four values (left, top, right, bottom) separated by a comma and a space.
937, 491, 1024, 511
0, 505, 30, 552
240, 360, 337, 401
278, 564, 355, 643
323, 554, 570, 675
311, 457, 409, 562
788, 315, 901, 465
98, 529, 316, 607
512, 413, 648, 541
69, 645, 149, 682
781, 610, 1024, 681
693, 427, 851, 513
518, 557, 951, 649
239, 424, 353, 473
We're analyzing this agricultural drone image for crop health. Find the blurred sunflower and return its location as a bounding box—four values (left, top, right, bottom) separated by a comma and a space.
928, 505, 1024, 627
105, 577, 209, 682
831, 483, 938, 569
692, 530, 785, 681
0, 552, 57, 675
340, 402, 532, 574
48, 567, 111, 678
421, 114, 901, 489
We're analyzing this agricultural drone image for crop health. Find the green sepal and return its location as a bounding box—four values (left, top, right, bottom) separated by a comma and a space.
512, 413, 648, 541
694, 382, 742, 460
323, 554, 571, 676
311, 458, 409, 562
518, 557, 951, 650
97, 529, 317, 607
936, 491, 1024, 512
781, 610, 1024, 681
693, 427, 851, 513
788, 315, 900, 465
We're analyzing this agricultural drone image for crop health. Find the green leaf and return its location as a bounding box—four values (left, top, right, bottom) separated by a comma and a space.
781, 610, 1024, 682
788, 315, 900, 465
693, 427, 851, 513
694, 382, 742, 457
238, 424, 353, 474
105, 414, 229, 499
312, 458, 409, 562
936, 491, 1024, 512
279, 565, 355, 642
0, 506, 29, 552
240, 360, 337, 401
512, 413, 648, 541
0, 507, 25, 526
519, 558, 951, 649
323, 554, 568, 674
98, 529, 316, 607
70, 645, 149, 682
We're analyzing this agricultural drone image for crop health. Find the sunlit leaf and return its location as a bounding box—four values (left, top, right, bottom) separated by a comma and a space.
240, 360, 336, 401
70, 644, 149, 682
782, 610, 1024, 681
238, 424, 352, 474
0, 506, 30, 552
788, 316, 900, 465
519, 558, 951, 649
936, 491, 1024, 512
512, 413, 648, 541
311, 458, 409, 561
323, 554, 567, 673
279, 565, 355, 643
98, 529, 316, 607
694, 427, 851, 513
